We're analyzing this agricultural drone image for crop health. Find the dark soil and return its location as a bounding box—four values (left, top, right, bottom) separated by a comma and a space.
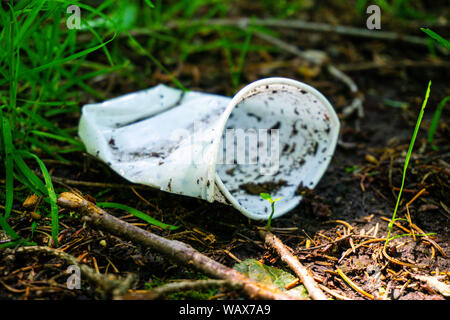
240, 179, 288, 195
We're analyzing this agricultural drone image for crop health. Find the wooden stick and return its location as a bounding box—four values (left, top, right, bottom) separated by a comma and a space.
57, 192, 302, 300
318, 284, 352, 300
252, 30, 364, 118
261, 231, 328, 300
123, 279, 238, 300
336, 268, 375, 300
129, 18, 431, 47
6, 245, 135, 297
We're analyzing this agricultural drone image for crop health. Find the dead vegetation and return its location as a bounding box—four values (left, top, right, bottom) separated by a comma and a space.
0, 0, 449, 301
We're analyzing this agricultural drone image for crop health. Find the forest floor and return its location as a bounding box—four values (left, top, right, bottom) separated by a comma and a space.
0, 1, 449, 300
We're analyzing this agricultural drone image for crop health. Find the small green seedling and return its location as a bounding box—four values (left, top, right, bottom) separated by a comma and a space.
260, 193, 281, 231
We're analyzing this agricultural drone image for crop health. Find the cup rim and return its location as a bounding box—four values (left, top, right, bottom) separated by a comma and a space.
210, 77, 340, 220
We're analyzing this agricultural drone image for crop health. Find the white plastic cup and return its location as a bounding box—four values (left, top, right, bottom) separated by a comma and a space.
79, 77, 340, 220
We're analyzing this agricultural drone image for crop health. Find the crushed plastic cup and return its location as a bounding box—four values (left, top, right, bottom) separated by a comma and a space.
78, 77, 340, 220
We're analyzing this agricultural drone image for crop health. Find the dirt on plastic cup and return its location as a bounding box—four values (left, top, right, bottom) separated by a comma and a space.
78, 77, 340, 220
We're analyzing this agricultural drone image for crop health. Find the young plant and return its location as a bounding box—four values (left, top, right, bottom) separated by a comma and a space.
384, 80, 431, 248
260, 193, 281, 231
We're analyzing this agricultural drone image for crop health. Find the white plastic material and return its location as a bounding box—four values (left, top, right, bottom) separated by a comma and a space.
78, 77, 340, 220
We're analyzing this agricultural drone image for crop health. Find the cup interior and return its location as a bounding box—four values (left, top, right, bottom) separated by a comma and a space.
215, 80, 339, 219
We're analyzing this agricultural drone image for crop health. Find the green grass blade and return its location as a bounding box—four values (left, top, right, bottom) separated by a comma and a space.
21, 151, 59, 246
385, 80, 432, 246
12, 152, 46, 194
421, 28, 450, 50
0, 239, 36, 248
126, 32, 187, 91
7, 3, 20, 118
0, 214, 20, 241
13, 172, 42, 196
235, 28, 253, 85
1, 117, 14, 219
80, 19, 115, 67
14, 33, 117, 82
144, 0, 155, 8
13, 0, 47, 49
389, 232, 436, 241
31, 130, 84, 148
97, 202, 179, 230
18, 108, 75, 141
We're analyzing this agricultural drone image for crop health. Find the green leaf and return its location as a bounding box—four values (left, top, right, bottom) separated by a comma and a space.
234, 259, 309, 299
260, 193, 272, 201
97, 202, 179, 230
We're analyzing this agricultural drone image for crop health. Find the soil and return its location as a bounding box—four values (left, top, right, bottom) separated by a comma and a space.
0, 3, 449, 300
240, 179, 288, 195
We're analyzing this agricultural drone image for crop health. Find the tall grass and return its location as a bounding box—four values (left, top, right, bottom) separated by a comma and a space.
0, 1, 118, 246
0, 0, 265, 246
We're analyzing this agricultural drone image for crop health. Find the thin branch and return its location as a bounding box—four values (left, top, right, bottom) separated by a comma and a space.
134, 18, 432, 47
410, 274, 450, 297
123, 279, 238, 300
57, 192, 303, 300
261, 231, 328, 300
36, 174, 147, 190
318, 284, 352, 300
336, 268, 375, 300
5, 245, 135, 297
251, 30, 364, 117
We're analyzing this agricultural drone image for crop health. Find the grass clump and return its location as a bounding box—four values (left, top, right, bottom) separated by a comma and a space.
0, 0, 260, 246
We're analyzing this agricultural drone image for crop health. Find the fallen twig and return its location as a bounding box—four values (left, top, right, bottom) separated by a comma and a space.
318, 284, 352, 300
336, 268, 375, 300
123, 279, 238, 300
251, 30, 364, 118
296, 234, 353, 252
45, 175, 147, 190
337, 59, 450, 72
380, 216, 447, 258
57, 192, 302, 300
410, 274, 450, 297
382, 246, 420, 269
261, 231, 328, 300
132, 18, 432, 47
3, 245, 135, 297
338, 238, 386, 263
410, 223, 447, 258
405, 188, 427, 241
